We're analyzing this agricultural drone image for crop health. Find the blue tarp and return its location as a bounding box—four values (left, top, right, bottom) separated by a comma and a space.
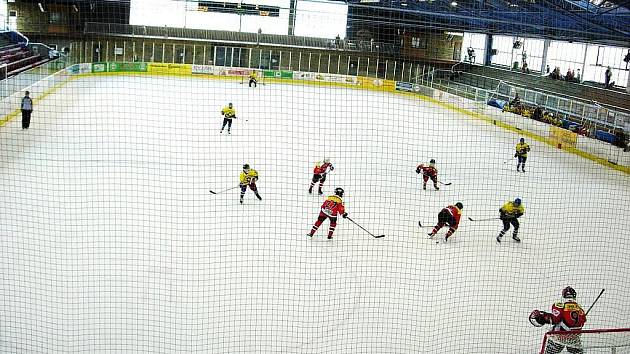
487, 98, 507, 110
595, 130, 617, 144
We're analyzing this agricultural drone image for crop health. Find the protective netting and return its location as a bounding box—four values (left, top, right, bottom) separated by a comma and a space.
1, 1, 629, 353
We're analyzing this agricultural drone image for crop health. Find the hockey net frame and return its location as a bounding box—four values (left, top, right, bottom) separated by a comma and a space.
540, 328, 630, 354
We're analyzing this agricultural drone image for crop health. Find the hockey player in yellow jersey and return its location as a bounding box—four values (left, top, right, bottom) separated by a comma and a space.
239, 164, 262, 204
515, 137, 531, 172
248, 71, 258, 88
220, 103, 236, 134
497, 198, 525, 243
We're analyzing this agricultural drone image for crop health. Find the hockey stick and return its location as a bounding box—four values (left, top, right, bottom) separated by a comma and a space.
417, 221, 434, 228
346, 217, 385, 238
418, 171, 452, 186
502, 157, 515, 164
418, 222, 438, 241
209, 186, 240, 195
585, 289, 605, 316
468, 217, 499, 222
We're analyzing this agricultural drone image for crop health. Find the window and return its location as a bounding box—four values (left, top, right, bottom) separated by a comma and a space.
49, 12, 62, 24
411, 37, 427, 49
461, 33, 486, 64
198, 1, 280, 17
547, 41, 586, 77
491, 35, 515, 67
583, 44, 629, 86
9, 10, 17, 17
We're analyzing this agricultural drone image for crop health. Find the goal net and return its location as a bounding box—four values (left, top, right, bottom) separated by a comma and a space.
541, 328, 630, 354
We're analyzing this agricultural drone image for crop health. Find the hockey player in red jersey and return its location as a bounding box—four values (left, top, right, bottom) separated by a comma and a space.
309, 159, 334, 195
416, 159, 439, 190
427, 202, 462, 242
307, 187, 347, 239
529, 286, 587, 354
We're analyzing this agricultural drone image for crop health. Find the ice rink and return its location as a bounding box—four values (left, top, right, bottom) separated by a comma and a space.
1, 74, 629, 353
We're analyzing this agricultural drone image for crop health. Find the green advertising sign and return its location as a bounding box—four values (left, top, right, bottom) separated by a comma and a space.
263, 70, 293, 79
108, 62, 148, 73
91, 62, 148, 73
92, 63, 107, 73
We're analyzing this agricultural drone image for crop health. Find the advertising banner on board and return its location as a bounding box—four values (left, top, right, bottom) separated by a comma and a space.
226, 68, 252, 76
550, 126, 578, 148
395, 81, 421, 93
191, 65, 225, 75
294, 72, 358, 85
263, 70, 293, 79
358, 77, 395, 91
107, 62, 147, 73
92, 63, 107, 73
147, 63, 191, 75
66, 63, 92, 75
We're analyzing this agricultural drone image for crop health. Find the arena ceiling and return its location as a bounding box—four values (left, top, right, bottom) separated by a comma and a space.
17, 0, 630, 45
341, 0, 630, 46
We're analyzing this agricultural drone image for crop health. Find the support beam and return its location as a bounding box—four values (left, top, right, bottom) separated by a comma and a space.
288, 0, 297, 36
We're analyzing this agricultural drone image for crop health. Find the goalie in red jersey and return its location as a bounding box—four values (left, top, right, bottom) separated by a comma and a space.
307, 187, 347, 239
309, 159, 334, 195
416, 159, 439, 190
530, 286, 587, 354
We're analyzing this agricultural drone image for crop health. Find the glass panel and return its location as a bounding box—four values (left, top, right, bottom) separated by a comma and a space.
216, 47, 226, 66
327, 55, 338, 75
259, 50, 271, 70
250, 48, 261, 69
319, 54, 330, 73
338, 55, 351, 75
192, 45, 203, 65
491, 35, 514, 67
346, 57, 356, 76
547, 41, 585, 78
153, 43, 163, 63
270, 51, 280, 70
307, 53, 318, 72
163, 44, 174, 63
279, 51, 291, 70
237, 48, 249, 68
461, 33, 487, 64
174, 45, 185, 64
183, 45, 193, 64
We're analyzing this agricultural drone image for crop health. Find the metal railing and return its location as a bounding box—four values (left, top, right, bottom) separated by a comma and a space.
430, 69, 630, 132
83, 22, 399, 55
0, 58, 67, 100
69, 40, 436, 83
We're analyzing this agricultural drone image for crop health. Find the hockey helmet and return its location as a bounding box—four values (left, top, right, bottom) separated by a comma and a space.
514, 198, 522, 206
334, 187, 344, 198
520, 137, 525, 143
455, 202, 463, 210
229, 102, 233, 107
243, 164, 250, 171
562, 286, 577, 300
429, 159, 436, 166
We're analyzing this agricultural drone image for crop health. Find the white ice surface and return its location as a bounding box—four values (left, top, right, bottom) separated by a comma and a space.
0, 75, 628, 353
